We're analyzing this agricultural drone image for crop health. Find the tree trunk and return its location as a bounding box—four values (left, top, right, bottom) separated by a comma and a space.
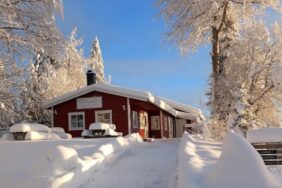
211, 27, 220, 113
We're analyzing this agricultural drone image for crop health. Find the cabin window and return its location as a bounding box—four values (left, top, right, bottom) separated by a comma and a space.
132, 111, 139, 129
68, 112, 85, 131
95, 110, 112, 124
151, 116, 160, 130
164, 116, 168, 131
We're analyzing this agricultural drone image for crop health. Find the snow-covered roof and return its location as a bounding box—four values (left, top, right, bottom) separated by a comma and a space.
247, 128, 282, 143
176, 111, 199, 121
45, 83, 203, 120
160, 97, 205, 121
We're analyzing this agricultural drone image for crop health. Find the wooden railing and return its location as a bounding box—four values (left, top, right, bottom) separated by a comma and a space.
252, 143, 282, 165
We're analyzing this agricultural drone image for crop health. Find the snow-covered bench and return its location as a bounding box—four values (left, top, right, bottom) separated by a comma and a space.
9, 122, 71, 140
82, 123, 122, 138
247, 128, 282, 165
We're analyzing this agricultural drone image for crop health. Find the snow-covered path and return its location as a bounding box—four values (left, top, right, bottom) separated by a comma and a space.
82, 139, 180, 188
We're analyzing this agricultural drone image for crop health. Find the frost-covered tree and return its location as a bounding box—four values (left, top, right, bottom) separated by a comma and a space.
20, 61, 50, 124
48, 28, 86, 97
158, 0, 282, 116
0, 0, 63, 65
208, 20, 282, 139
0, 0, 64, 127
88, 37, 105, 83
0, 61, 22, 127
211, 2, 239, 120
20, 28, 86, 124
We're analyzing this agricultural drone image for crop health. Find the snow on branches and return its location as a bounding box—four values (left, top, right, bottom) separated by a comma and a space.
88, 37, 106, 83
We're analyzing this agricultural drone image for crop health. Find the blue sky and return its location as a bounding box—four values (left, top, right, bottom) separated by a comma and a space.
56, 0, 211, 110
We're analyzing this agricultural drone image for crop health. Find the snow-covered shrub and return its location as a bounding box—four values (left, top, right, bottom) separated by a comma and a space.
0, 133, 13, 141
50, 127, 65, 134
25, 131, 61, 140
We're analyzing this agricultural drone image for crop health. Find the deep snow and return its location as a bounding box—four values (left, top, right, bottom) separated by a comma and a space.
2, 132, 282, 188
0, 134, 142, 188
81, 139, 180, 188
178, 132, 282, 188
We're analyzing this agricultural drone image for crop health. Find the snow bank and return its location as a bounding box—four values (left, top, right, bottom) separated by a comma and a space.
50, 127, 65, 134
56, 132, 72, 139
89, 123, 116, 130
204, 133, 281, 188
10, 123, 50, 133
0, 133, 13, 140
47, 146, 82, 171
247, 128, 282, 143
25, 131, 61, 140
177, 132, 222, 188
177, 132, 282, 188
24, 133, 143, 188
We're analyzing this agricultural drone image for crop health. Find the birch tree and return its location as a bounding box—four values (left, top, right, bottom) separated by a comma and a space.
21, 28, 86, 124
158, 0, 282, 116
209, 20, 282, 139
0, 0, 64, 127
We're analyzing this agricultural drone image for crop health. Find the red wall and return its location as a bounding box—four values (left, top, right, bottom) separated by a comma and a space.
53, 91, 128, 137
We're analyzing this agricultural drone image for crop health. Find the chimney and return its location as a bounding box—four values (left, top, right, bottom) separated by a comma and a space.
86, 70, 96, 86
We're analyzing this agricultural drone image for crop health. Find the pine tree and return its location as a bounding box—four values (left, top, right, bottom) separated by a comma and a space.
88, 37, 105, 83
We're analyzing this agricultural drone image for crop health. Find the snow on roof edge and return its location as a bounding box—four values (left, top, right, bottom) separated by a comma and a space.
44, 83, 150, 109
160, 97, 201, 114
160, 97, 205, 121
176, 111, 198, 121
45, 83, 203, 120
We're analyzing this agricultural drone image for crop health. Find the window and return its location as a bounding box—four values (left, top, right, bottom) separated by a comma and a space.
164, 116, 168, 131
151, 116, 160, 130
95, 110, 112, 124
68, 112, 85, 131
132, 111, 139, 129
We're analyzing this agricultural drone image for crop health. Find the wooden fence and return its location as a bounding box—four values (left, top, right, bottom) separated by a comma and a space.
252, 142, 282, 165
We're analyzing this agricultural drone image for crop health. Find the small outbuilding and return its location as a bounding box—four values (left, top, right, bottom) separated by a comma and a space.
45, 72, 204, 138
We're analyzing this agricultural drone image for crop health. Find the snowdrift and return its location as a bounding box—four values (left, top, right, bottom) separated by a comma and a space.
177, 132, 282, 188
177, 132, 222, 188
0, 133, 143, 188
204, 133, 281, 188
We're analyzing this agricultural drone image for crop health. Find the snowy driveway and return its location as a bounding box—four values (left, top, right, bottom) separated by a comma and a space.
82, 139, 180, 188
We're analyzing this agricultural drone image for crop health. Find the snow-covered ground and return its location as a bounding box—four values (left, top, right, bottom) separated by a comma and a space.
2, 132, 282, 188
0, 134, 142, 188
81, 139, 180, 188
178, 132, 282, 188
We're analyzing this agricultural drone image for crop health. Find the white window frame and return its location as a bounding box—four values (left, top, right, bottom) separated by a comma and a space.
95, 110, 113, 124
68, 112, 85, 131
